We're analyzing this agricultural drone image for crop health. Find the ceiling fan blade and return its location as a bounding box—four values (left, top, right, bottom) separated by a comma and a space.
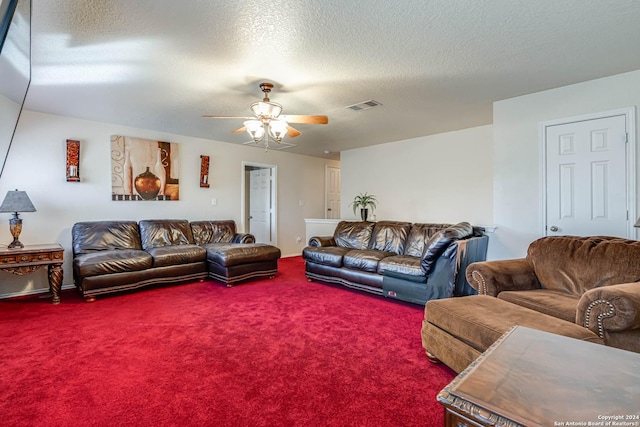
201, 115, 254, 119
280, 115, 328, 124
232, 126, 247, 134
286, 126, 301, 138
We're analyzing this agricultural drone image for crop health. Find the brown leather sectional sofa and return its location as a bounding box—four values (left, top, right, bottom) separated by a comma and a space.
303, 220, 488, 305
72, 219, 280, 301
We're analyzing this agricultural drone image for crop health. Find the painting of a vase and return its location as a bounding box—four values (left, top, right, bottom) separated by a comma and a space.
111, 135, 180, 201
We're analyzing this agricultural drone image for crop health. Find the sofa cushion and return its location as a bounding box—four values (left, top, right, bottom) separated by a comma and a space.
333, 221, 374, 250
404, 223, 450, 257
424, 295, 602, 353
145, 244, 206, 267
302, 246, 350, 267
74, 249, 153, 278
368, 221, 411, 254
421, 222, 473, 274
190, 220, 237, 245
527, 236, 640, 295
498, 289, 579, 323
378, 255, 425, 280
343, 249, 394, 273
205, 243, 281, 267
72, 221, 142, 255
139, 219, 194, 250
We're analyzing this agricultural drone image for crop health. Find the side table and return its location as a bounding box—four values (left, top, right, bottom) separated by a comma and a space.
438, 325, 640, 427
0, 244, 64, 304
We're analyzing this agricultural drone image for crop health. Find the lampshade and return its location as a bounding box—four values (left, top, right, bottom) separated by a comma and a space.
268, 120, 288, 142
244, 120, 266, 141
250, 101, 282, 118
0, 190, 36, 214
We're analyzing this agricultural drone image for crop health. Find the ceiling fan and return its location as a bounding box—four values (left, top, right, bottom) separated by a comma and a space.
202, 83, 328, 150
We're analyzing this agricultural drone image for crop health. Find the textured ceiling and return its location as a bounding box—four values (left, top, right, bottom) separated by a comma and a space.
25, 0, 640, 159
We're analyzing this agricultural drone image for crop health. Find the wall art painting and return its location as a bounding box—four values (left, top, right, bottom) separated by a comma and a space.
111, 135, 180, 201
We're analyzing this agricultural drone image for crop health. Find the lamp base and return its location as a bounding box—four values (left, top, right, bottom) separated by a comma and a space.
8, 214, 23, 249
8, 238, 24, 249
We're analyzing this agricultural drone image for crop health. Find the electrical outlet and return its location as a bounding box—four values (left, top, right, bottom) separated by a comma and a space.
211, 198, 217, 206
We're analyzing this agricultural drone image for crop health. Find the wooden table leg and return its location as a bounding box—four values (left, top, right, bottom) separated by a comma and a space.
48, 263, 63, 304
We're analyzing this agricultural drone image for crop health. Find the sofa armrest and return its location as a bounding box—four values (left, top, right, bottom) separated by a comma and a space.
465, 259, 540, 296
232, 233, 255, 244
308, 236, 336, 247
577, 282, 640, 338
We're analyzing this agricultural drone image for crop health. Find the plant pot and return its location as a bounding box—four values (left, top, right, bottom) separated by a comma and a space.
360, 208, 368, 221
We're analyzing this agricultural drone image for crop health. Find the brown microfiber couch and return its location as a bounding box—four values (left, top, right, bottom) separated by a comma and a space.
421, 235, 640, 372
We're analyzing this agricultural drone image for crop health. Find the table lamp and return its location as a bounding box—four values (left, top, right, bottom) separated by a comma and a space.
0, 189, 36, 249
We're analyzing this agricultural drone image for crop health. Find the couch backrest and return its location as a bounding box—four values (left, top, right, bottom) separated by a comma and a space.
527, 236, 640, 294
333, 221, 374, 250
368, 221, 412, 254
421, 222, 474, 274
72, 221, 142, 255
138, 219, 194, 250
403, 223, 451, 257
190, 220, 237, 245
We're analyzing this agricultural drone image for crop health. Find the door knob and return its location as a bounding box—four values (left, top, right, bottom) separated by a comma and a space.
549, 225, 559, 232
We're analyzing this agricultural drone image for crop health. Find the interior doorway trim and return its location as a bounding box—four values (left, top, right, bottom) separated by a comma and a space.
240, 161, 278, 246
538, 106, 637, 239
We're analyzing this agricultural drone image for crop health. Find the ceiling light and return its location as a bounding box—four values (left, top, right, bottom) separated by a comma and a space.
244, 118, 290, 150
244, 120, 265, 141
250, 101, 282, 118
268, 120, 288, 142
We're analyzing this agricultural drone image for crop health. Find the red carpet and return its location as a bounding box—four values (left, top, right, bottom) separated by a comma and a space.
0, 256, 455, 426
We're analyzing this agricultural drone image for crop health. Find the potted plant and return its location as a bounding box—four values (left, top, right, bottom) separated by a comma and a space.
350, 192, 377, 221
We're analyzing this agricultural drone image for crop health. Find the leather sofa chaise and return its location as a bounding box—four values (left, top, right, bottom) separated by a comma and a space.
303, 220, 489, 305
72, 219, 280, 301
421, 235, 640, 373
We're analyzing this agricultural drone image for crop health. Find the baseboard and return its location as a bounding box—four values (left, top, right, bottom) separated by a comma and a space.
281, 253, 303, 258
0, 284, 75, 300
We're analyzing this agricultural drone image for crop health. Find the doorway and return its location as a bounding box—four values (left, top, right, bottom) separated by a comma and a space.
540, 107, 636, 238
325, 165, 341, 219
241, 162, 277, 245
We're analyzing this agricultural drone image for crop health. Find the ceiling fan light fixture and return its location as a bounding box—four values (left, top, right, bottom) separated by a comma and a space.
251, 101, 282, 118
268, 120, 288, 142
244, 120, 265, 141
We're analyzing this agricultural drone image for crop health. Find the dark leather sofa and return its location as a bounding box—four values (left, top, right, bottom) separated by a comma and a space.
72, 219, 280, 301
303, 220, 488, 305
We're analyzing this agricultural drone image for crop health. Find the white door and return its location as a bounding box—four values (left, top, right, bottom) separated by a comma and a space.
249, 168, 271, 243
545, 114, 629, 238
325, 166, 341, 219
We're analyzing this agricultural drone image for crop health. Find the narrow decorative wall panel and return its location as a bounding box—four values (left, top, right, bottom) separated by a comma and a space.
66, 139, 80, 182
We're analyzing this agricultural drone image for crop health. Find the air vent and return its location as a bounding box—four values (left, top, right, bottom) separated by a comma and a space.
346, 99, 382, 111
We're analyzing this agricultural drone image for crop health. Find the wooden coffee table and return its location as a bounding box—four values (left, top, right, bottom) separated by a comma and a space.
438, 326, 640, 427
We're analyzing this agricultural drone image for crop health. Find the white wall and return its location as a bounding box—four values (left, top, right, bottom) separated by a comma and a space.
0, 111, 338, 296
340, 125, 493, 225
492, 69, 640, 260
